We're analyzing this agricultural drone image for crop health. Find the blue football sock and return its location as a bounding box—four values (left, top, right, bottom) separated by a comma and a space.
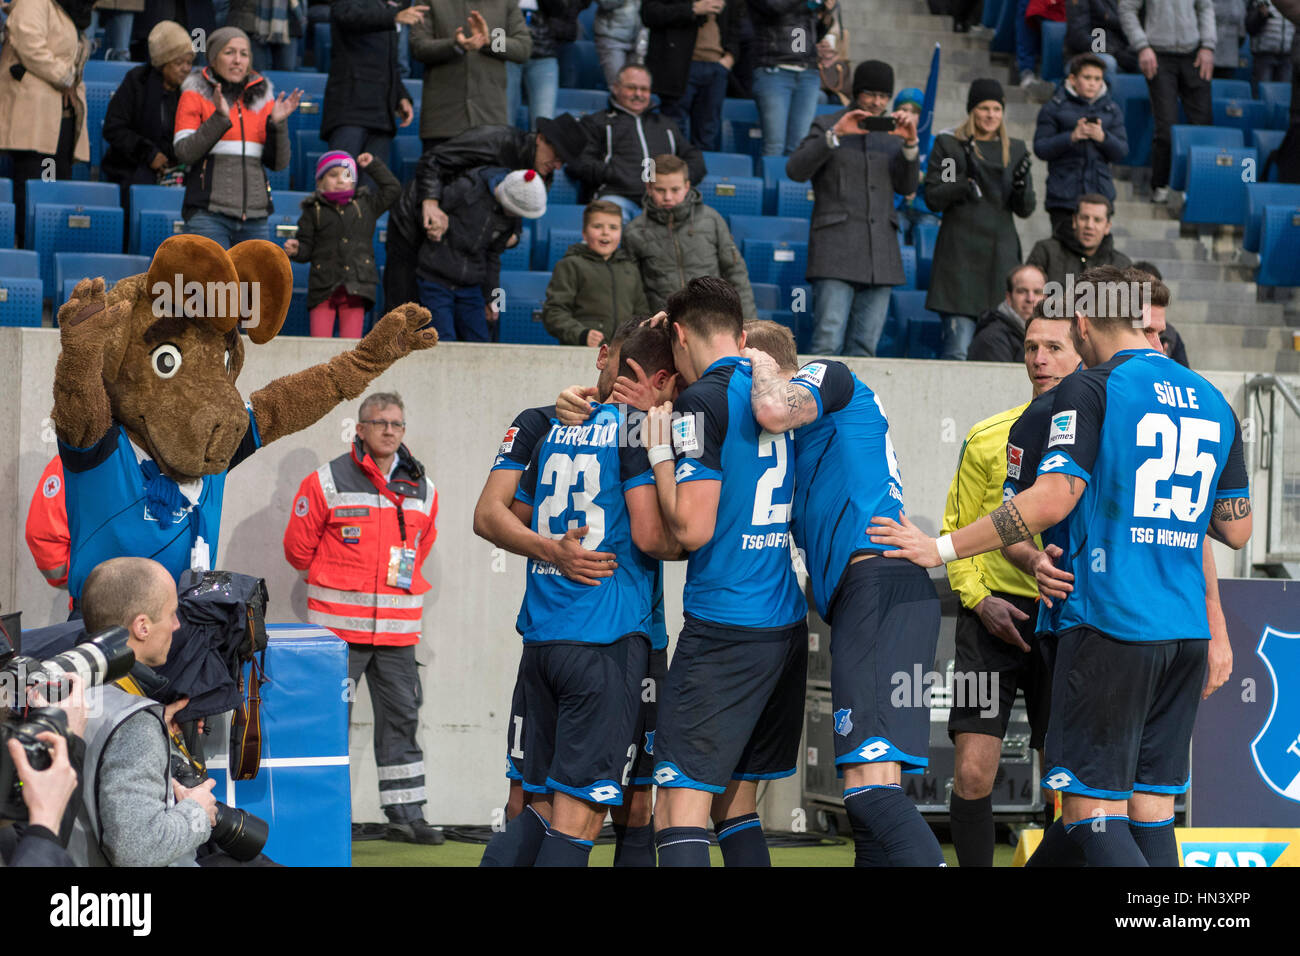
534, 829, 594, 867
1129, 816, 1178, 867
655, 826, 711, 867
1025, 818, 1085, 867
612, 821, 656, 867
1065, 816, 1149, 866
843, 784, 945, 866
478, 804, 549, 867
949, 793, 994, 867
715, 813, 770, 867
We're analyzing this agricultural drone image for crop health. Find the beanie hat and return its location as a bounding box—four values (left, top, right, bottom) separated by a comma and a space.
966, 77, 1005, 114
852, 60, 895, 97
534, 113, 588, 166
893, 87, 924, 112
316, 151, 357, 183
494, 169, 548, 219
149, 21, 193, 69
205, 26, 249, 70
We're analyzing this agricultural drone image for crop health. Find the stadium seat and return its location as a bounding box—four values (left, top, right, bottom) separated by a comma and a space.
402, 79, 422, 107
1252, 129, 1286, 181
890, 290, 943, 359
533, 203, 585, 270
546, 229, 585, 269
751, 282, 782, 312
24, 180, 118, 242
0, 202, 12, 249
390, 136, 423, 182
875, 310, 907, 359
0, 249, 42, 326
82, 60, 140, 84
1182, 145, 1256, 225
269, 190, 313, 248
1258, 81, 1292, 129
1108, 73, 1154, 167
497, 271, 559, 344
55, 253, 149, 303
1169, 125, 1243, 191
555, 88, 609, 116
262, 70, 329, 98
1242, 183, 1300, 252
84, 80, 117, 170
722, 98, 763, 158
313, 21, 331, 74
776, 178, 815, 219
1040, 20, 1066, 82
32, 205, 124, 298
578, 1, 595, 38
137, 209, 189, 259
499, 227, 532, 271
815, 103, 843, 116
547, 168, 583, 206
0, 178, 10, 203
732, 214, 808, 287
760, 155, 788, 214
899, 245, 917, 290
701, 152, 754, 180
756, 308, 811, 353
373, 212, 388, 269
1212, 98, 1269, 138
699, 175, 763, 219
559, 41, 605, 91
128, 185, 184, 256
283, 261, 311, 336
913, 219, 938, 290
1210, 78, 1253, 101
294, 129, 329, 191
1257, 204, 1300, 286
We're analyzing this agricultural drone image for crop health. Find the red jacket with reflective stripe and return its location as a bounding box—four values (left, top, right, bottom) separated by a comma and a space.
283, 441, 437, 646
26, 456, 70, 588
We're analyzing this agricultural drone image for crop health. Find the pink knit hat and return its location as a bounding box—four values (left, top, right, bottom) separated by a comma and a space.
315, 151, 356, 183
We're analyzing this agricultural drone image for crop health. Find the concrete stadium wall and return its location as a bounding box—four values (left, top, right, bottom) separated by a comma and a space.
0, 328, 1260, 826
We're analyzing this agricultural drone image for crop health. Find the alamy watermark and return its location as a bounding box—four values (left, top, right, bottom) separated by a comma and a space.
151, 273, 261, 329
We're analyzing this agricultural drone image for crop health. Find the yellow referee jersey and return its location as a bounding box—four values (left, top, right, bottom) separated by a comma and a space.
942, 401, 1041, 609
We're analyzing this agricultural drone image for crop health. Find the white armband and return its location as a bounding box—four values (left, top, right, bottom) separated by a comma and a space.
936, 534, 959, 565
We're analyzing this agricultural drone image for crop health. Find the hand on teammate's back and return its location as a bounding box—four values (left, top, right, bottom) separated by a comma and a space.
551, 528, 618, 585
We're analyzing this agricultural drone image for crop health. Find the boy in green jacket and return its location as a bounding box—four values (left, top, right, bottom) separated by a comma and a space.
541, 200, 650, 346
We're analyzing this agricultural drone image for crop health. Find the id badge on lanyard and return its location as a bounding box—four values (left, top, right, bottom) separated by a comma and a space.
387, 545, 416, 590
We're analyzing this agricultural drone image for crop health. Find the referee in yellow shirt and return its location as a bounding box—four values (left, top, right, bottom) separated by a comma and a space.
942, 308, 1079, 867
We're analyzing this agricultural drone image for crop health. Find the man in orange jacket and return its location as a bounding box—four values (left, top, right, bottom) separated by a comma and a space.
283, 391, 441, 844
26, 456, 71, 591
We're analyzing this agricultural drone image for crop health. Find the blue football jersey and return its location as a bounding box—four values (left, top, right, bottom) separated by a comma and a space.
492, 404, 556, 472
787, 360, 906, 620
670, 355, 804, 633
516, 403, 659, 644
1035, 349, 1248, 643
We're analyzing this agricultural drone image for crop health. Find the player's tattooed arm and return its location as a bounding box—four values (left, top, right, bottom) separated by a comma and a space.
745, 348, 818, 432
1208, 496, 1253, 549
1211, 497, 1251, 522
989, 500, 1032, 547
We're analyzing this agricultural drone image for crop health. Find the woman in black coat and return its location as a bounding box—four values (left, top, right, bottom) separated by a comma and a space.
101, 21, 195, 207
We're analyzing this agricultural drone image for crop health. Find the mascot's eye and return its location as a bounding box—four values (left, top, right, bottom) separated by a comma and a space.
151, 343, 182, 379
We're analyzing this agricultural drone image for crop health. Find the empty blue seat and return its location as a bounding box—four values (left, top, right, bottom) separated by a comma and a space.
751, 282, 782, 312
1040, 20, 1067, 82
313, 21, 330, 73
84, 81, 118, 170
1257, 204, 1300, 286
293, 129, 329, 191
547, 169, 583, 206
33, 205, 125, 297
371, 211, 388, 269
128, 184, 184, 255
722, 98, 762, 158
262, 71, 329, 98
1169, 125, 1243, 190
899, 245, 917, 290
283, 261, 311, 336
499, 227, 533, 272
1211, 78, 1253, 101
0, 178, 10, 203
498, 271, 559, 344
558, 41, 604, 91
555, 88, 609, 116
389, 136, 423, 182
54, 253, 149, 301
1182, 146, 1257, 225
757, 308, 811, 353
402, 79, 422, 106
269, 190, 313, 247
760, 154, 788, 213
776, 178, 815, 219
578, 1, 595, 38
82, 60, 140, 84
733, 215, 807, 284
699, 175, 763, 219
1243, 183, 1300, 252
532, 203, 585, 269
1253, 129, 1287, 182
1109, 74, 1154, 167
0, 249, 42, 326
0, 202, 12, 248
701, 152, 754, 179
730, 214, 805, 244
875, 310, 908, 358
1212, 98, 1269, 137
890, 290, 943, 359
546, 229, 584, 269
914, 219, 938, 290
24, 180, 119, 243
137, 209, 188, 258
1258, 81, 1292, 129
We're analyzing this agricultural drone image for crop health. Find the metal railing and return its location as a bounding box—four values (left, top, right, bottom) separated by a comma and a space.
1246, 374, 1300, 563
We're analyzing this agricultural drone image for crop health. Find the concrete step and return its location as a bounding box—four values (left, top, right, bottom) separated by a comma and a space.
1179, 325, 1300, 373
1159, 299, 1287, 326
1130, 258, 1257, 282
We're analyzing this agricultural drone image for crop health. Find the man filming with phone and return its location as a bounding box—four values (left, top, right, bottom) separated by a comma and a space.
787, 60, 919, 357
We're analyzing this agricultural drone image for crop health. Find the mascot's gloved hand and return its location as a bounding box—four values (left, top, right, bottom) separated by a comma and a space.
350, 303, 438, 373
52, 277, 135, 449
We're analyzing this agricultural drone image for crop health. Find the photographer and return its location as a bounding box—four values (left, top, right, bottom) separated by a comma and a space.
787, 60, 918, 357
66, 556, 218, 867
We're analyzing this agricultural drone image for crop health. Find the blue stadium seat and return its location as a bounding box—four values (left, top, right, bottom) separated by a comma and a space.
1108, 73, 1154, 167
1040, 20, 1066, 82
578, 1, 595, 38
1181, 146, 1256, 225
294, 129, 329, 191
722, 99, 763, 158
1169, 125, 1243, 191
899, 245, 917, 290
499, 227, 532, 272
814, 103, 843, 116
498, 271, 560, 344
914, 219, 938, 289
760, 155, 788, 214
283, 261, 311, 336
402, 79, 422, 106
1257, 204, 1300, 286
0, 202, 12, 249
751, 282, 782, 311
1212, 98, 1269, 137
699, 175, 763, 219
0, 249, 42, 326
532, 203, 585, 269
559, 41, 605, 91
1211, 78, 1253, 101
875, 310, 907, 359
84, 81, 117, 170
888, 291, 943, 359
373, 212, 388, 269
1258, 81, 1292, 129
262, 71, 329, 98
314, 21, 331, 74
776, 178, 815, 219
137, 209, 189, 258
555, 88, 609, 116
54, 253, 149, 301
547, 168, 582, 206
732, 215, 808, 285
1252, 129, 1287, 182
128, 185, 183, 256
546, 229, 584, 269
32, 204, 124, 298
390, 136, 423, 182
269, 190, 313, 248
0, 178, 10, 203
757, 308, 811, 353
24, 180, 119, 243
701, 152, 754, 179
82, 60, 140, 84
1243, 183, 1300, 252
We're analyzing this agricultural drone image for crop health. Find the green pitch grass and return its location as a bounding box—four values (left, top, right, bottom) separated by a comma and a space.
351, 838, 1018, 867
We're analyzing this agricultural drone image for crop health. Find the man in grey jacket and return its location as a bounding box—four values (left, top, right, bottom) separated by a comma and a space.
786, 60, 919, 356
1119, 0, 1217, 202
68, 557, 217, 867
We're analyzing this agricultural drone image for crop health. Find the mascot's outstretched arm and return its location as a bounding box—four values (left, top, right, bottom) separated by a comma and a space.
52, 277, 137, 450
249, 302, 439, 446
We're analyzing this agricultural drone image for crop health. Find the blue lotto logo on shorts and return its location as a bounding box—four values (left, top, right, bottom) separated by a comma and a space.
588, 785, 620, 803
833, 708, 853, 737
1250, 627, 1300, 803
653, 766, 679, 785
855, 739, 890, 761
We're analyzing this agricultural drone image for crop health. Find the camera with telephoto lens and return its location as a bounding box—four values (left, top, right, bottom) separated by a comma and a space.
171, 753, 269, 861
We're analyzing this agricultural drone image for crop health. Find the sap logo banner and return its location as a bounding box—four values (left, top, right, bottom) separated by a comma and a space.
1181, 842, 1289, 867
1251, 627, 1300, 802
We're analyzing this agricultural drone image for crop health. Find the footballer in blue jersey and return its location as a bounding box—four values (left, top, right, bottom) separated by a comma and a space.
871, 267, 1253, 868
743, 320, 944, 868
643, 279, 809, 868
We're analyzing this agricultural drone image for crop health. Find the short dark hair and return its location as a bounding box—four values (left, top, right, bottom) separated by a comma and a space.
1074, 264, 1142, 329
654, 153, 689, 181
609, 315, 651, 351
1133, 268, 1171, 308
1006, 262, 1046, 294
1075, 193, 1113, 218
82, 557, 170, 634
742, 320, 798, 371
1131, 260, 1163, 281
1068, 53, 1107, 77
583, 200, 623, 228
666, 276, 743, 342
616, 322, 674, 379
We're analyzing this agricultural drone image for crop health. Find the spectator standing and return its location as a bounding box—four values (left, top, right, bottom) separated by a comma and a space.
642, 0, 744, 152
893, 87, 939, 242
1064, 0, 1138, 75
622, 152, 756, 313
91, 0, 142, 60
101, 20, 193, 208
226, 0, 303, 70
410, 1, 531, 149
173, 26, 301, 247
594, 0, 645, 89
1250, 1, 1296, 86
747, 0, 826, 157
507, 0, 581, 132
1026, 192, 1131, 287
1213, 0, 1246, 77
569, 63, 706, 221
283, 151, 401, 338
1033, 52, 1128, 234
0, 0, 92, 248
128, 0, 217, 62
967, 263, 1047, 363
1119, 0, 1217, 203
541, 199, 649, 345
816, 0, 850, 107
924, 79, 1036, 360
322, 0, 423, 190
284, 393, 443, 845
786, 59, 920, 357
